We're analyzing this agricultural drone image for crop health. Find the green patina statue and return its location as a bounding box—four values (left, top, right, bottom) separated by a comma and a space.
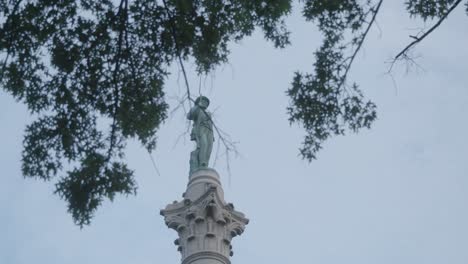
187, 96, 214, 174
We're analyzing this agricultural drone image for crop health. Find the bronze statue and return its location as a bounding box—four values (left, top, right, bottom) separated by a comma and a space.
187, 96, 214, 174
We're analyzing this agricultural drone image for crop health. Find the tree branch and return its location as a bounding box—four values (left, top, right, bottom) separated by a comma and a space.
162, 0, 193, 106
393, 0, 462, 61
106, 0, 128, 163
337, 0, 384, 90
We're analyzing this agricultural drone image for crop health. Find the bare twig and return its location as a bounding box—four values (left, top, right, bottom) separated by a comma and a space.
172, 126, 190, 149
212, 137, 221, 167
169, 93, 189, 117
402, 54, 425, 74
148, 151, 161, 177
383, 69, 399, 96
374, 18, 383, 39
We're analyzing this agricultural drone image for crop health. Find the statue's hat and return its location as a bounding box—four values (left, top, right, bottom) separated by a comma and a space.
195, 96, 210, 107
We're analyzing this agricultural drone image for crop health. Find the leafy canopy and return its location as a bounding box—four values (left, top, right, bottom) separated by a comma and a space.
0, 0, 465, 226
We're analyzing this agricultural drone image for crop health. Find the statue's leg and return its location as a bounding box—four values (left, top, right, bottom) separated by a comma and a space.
199, 135, 212, 167
199, 136, 207, 167
189, 149, 199, 173
205, 135, 213, 165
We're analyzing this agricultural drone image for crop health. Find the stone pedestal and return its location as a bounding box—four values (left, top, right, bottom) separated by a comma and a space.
161, 168, 248, 264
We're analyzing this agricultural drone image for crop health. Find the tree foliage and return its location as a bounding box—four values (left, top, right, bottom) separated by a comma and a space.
0, 0, 465, 226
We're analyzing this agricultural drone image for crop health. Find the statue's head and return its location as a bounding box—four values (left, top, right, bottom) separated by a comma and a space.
195, 96, 210, 109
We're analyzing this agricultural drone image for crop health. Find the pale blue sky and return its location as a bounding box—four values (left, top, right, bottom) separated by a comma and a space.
1, 2, 468, 264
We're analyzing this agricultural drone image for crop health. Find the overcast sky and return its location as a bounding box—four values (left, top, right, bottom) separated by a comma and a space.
1, 1, 468, 264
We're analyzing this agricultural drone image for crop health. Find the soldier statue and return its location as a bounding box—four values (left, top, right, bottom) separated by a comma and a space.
187, 96, 214, 174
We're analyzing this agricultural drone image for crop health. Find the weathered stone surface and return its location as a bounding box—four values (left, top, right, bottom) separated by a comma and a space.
161, 168, 248, 264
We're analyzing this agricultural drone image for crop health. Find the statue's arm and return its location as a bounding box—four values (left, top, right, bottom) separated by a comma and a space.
187, 105, 199, 120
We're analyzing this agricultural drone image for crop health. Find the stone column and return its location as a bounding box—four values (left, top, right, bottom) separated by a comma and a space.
161, 168, 248, 264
